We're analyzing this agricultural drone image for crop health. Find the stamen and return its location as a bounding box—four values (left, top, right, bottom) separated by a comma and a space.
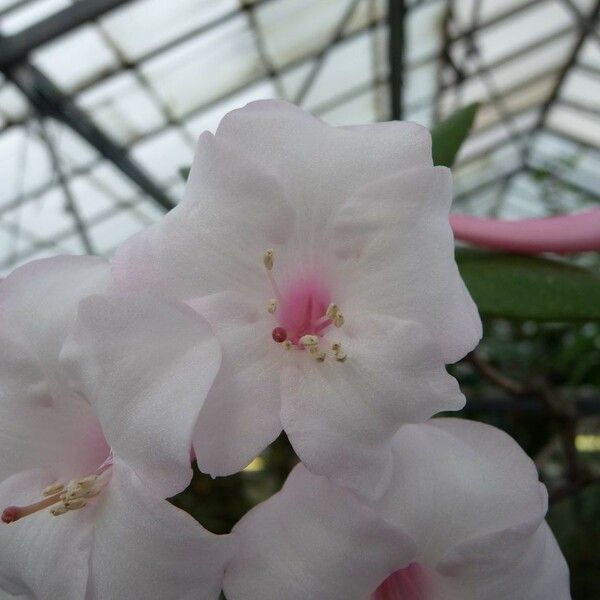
332, 342, 347, 362
326, 303, 339, 320
42, 482, 65, 497
333, 312, 344, 328
263, 249, 274, 271
299, 335, 319, 348
267, 299, 278, 314
263, 249, 282, 302
283, 340, 293, 350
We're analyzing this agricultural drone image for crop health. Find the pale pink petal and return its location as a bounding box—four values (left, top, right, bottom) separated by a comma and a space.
0, 334, 108, 481
190, 293, 283, 476
61, 294, 221, 497
0, 256, 112, 383
89, 460, 232, 600
333, 167, 481, 364
112, 132, 295, 301
215, 100, 433, 198
223, 464, 415, 600
376, 419, 548, 567
280, 317, 464, 499
0, 257, 112, 482
0, 469, 93, 599
436, 521, 570, 599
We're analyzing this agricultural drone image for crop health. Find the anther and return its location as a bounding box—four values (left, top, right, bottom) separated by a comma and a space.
50, 505, 68, 517
263, 249, 274, 271
43, 482, 65, 497
63, 499, 87, 511
267, 299, 278, 314
326, 304, 339, 320
332, 342, 347, 362
283, 340, 293, 350
334, 312, 344, 328
299, 335, 319, 348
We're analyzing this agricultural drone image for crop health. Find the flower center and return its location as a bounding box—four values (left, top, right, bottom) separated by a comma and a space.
372, 563, 429, 600
263, 249, 347, 362
1, 457, 113, 523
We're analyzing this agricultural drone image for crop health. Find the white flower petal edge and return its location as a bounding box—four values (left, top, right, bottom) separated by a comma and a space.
88, 459, 232, 600
0, 256, 112, 484
0, 258, 230, 599
112, 100, 481, 496
223, 465, 415, 600
223, 419, 570, 600
60, 293, 222, 498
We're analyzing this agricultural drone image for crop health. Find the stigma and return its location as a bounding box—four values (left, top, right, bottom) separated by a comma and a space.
2, 468, 111, 524
263, 249, 347, 362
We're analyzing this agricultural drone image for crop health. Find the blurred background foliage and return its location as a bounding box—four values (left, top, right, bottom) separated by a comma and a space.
171, 104, 600, 599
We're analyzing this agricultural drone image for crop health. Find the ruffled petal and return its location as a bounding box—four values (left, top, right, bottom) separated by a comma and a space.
61, 294, 221, 498
0, 469, 93, 600
223, 464, 415, 600
332, 167, 481, 364
216, 100, 432, 195
0, 334, 108, 482
0, 256, 113, 382
190, 293, 283, 476
112, 132, 295, 302
0, 257, 112, 482
280, 316, 464, 499
89, 460, 232, 600
436, 521, 570, 600
376, 419, 548, 567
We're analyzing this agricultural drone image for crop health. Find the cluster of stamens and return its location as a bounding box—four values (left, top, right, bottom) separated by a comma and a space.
1, 471, 109, 524
263, 249, 347, 363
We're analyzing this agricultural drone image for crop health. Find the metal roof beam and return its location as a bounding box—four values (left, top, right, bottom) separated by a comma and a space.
4, 62, 175, 211
0, 0, 132, 69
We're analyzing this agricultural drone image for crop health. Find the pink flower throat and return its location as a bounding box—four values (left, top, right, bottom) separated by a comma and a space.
373, 563, 429, 600
263, 249, 347, 362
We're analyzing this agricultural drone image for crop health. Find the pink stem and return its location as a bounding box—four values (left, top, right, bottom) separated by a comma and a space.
450, 207, 600, 254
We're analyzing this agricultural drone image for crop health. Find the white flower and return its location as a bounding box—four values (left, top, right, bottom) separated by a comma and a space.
223, 418, 570, 600
0, 257, 229, 599
113, 100, 481, 497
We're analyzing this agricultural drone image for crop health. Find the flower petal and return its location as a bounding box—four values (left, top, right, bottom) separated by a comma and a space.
89, 460, 232, 600
216, 100, 433, 187
376, 419, 548, 567
190, 293, 283, 476
0, 469, 93, 600
61, 294, 221, 497
112, 132, 295, 301
223, 464, 415, 600
0, 256, 112, 381
435, 521, 570, 600
0, 257, 112, 482
332, 166, 481, 364
280, 316, 464, 499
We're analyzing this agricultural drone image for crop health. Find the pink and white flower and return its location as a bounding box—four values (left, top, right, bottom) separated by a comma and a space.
223, 418, 570, 600
0, 257, 229, 599
113, 100, 481, 497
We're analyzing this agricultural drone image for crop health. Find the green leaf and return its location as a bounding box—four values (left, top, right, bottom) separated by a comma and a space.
456, 248, 600, 321
431, 103, 479, 167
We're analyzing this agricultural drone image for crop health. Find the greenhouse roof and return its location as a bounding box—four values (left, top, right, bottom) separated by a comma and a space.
0, 0, 599, 273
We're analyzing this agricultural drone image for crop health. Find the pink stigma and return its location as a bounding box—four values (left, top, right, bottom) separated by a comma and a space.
1, 506, 19, 524
272, 327, 288, 343
373, 563, 429, 600
277, 275, 331, 345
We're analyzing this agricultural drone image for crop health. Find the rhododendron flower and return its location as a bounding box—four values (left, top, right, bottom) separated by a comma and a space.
0, 257, 229, 599
113, 100, 481, 496
223, 419, 570, 600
